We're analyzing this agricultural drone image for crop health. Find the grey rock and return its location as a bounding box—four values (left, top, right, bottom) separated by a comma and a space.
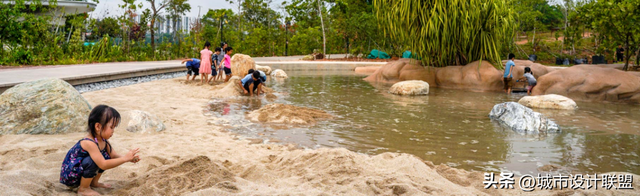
488, 102, 560, 133
0, 78, 92, 134
126, 110, 165, 133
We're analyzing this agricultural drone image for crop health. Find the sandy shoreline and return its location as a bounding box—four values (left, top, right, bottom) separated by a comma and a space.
1, 78, 638, 195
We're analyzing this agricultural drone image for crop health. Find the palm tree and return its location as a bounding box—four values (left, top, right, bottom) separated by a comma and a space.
373, 0, 516, 68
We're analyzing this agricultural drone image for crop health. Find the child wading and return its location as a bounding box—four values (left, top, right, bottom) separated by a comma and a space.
60, 105, 140, 196
519, 67, 537, 95
199, 42, 213, 85
223, 47, 234, 82
180, 58, 200, 81
503, 53, 516, 94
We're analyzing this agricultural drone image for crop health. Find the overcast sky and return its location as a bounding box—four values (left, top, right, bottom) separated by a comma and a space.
91, 0, 286, 19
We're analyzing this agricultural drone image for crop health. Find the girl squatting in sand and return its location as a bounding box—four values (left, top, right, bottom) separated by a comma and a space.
60, 105, 140, 196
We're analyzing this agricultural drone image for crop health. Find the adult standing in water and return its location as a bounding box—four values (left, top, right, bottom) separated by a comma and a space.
503, 53, 516, 95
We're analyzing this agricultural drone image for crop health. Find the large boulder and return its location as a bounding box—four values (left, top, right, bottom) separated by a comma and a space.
0, 78, 92, 134
126, 110, 166, 133
212, 76, 243, 98
533, 65, 640, 104
489, 102, 560, 134
354, 66, 381, 74
364, 59, 437, 85
364, 59, 505, 91
518, 94, 578, 110
230, 54, 256, 77
435, 61, 504, 91
255, 64, 272, 75
271, 69, 288, 78
389, 80, 429, 95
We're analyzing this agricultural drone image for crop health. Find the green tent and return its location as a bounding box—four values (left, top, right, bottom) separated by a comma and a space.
367, 49, 391, 59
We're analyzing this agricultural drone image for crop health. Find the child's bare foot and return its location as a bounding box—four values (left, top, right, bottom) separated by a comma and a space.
91, 182, 112, 189
77, 187, 101, 196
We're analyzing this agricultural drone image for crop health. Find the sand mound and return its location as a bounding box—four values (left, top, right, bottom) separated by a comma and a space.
114, 156, 236, 195
247, 103, 332, 126
211, 76, 243, 98
265, 92, 277, 102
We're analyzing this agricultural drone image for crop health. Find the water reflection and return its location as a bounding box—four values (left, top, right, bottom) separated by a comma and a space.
205, 74, 640, 175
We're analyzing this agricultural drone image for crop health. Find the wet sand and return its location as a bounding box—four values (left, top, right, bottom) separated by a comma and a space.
0, 78, 638, 195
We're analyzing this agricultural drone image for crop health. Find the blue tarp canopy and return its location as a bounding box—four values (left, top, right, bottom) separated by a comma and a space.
367, 49, 391, 59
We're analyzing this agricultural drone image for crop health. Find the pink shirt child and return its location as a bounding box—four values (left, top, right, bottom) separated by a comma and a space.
224, 54, 231, 69
199, 49, 213, 74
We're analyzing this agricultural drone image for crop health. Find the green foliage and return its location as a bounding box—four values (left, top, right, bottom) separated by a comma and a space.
92, 17, 120, 39
374, 0, 516, 68
579, 0, 640, 69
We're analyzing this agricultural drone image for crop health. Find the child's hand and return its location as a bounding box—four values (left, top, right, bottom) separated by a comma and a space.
132, 156, 141, 163
125, 148, 140, 162
244, 90, 249, 95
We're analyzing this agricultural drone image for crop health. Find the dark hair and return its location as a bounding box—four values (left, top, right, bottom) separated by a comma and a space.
87, 105, 120, 152
247, 69, 255, 75
226, 47, 233, 53
508, 53, 515, 59
524, 67, 532, 73
214, 47, 221, 52
204, 41, 211, 49
252, 71, 261, 79
220, 42, 226, 48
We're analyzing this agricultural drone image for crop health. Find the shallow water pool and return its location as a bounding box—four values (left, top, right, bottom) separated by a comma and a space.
206, 71, 640, 175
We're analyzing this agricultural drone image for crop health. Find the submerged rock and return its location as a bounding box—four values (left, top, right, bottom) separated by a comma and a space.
518, 94, 578, 110
231, 54, 256, 77
271, 69, 288, 78
0, 78, 92, 134
488, 102, 560, 133
126, 110, 165, 133
255, 64, 272, 75
389, 80, 429, 95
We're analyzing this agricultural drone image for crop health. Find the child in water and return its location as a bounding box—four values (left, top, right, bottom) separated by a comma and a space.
518, 67, 537, 95
60, 105, 140, 196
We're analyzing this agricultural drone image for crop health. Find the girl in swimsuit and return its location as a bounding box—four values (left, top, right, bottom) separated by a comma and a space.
60, 105, 140, 196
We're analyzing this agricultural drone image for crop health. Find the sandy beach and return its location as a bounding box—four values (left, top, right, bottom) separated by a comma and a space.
0, 78, 638, 195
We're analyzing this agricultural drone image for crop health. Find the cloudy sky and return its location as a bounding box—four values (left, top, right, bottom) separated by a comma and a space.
91, 0, 286, 19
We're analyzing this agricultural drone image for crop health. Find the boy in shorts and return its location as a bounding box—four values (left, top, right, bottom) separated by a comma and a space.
181, 58, 200, 81
503, 53, 516, 94
238, 70, 263, 97
208, 48, 221, 83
